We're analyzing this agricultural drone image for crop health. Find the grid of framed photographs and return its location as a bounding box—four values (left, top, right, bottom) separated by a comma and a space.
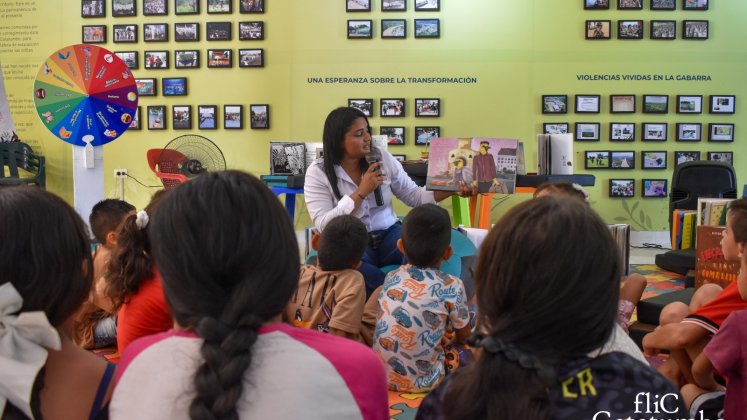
585, 0, 709, 11
345, 0, 441, 39
85, 22, 267, 44
139, 103, 270, 130
585, 19, 708, 40
345, 97, 442, 146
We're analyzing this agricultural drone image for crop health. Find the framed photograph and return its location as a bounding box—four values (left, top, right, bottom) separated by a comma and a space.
683, 0, 708, 10
175, 23, 199, 41
584, 0, 610, 9
543, 123, 569, 134
382, 19, 406, 39
348, 99, 374, 117
198, 105, 218, 130
415, 98, 440, 117
642, 151, 668, 169
677, 95, 702, 114
270, 142, 306, 175
82, 0, 106, 17
610, 123, 635, 141
575, 95, 600, 113
586, 20, 611, 40
683, 20, 708, 39
82, 25, 107, 44
575, 122, 601, 141
162, 77, 187, 96
651, 0, 676, 9
382, 0, 406, 11
207, 0, 232, 13
610, 179, 635, 198
585, 151, 610, 169
207, 49, 233, 68
414, 0, 439, 11
676, 123, 702, 142
143, 23, 168, 42
240, 0, 264, 13
239, 21, 264, 40
136, 78, 157, 96
414, 19, 440, 38
172, 105, 192, 130
617, 0, 642, 10
348, 20, 373, 39
175, 0, 199, 14
392, 154, 406, 162
642, 123, 668, 141
223, 105, 243, 129
239, 49, 264, 67
709, 123, 734, 142
381, 127, 405, 145
542, 95, 568, 114
651, 20, 676, 40
710, 95, 735, 114
347, 0, 371, 11
114, 51, 138, 69
207, 22, 232, 41
143, 0, 167, 15
129, 106, 141, 130
112, 0, 136, 16
707, 152, 733, 166
610, 95, 636, 113
174, 50, 199, 68
144, 51, 169, 69
250, 104, 270, 129
618, 20, 643, 39
381, 98, 405, 117
113, 24, 137, 43
643, 94, 668, 113
675, 151, 701, 165
611, 151, 635, 169
643, 179, 668, 198
415, 126, 440, 145
147, 105, 166, 130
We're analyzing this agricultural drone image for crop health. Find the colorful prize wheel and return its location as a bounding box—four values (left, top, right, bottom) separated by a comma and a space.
33, 44, 138, 146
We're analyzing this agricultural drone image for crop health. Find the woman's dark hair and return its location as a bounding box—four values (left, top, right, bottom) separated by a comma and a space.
151, 170, 300, 420
0, 187, 93, 420
443, 197, 620, 420
727, 198, 747, 243
322, 107, 369, 200
105, 189, 168, 311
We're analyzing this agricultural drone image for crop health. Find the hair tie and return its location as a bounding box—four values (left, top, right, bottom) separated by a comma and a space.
135, 210, 149, 230
571, 183, 590, 203
0, 282, 61, 418
469, 334, 557, 383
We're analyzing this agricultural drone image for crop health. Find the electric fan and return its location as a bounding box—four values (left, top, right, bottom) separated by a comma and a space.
146, 134, 226, 189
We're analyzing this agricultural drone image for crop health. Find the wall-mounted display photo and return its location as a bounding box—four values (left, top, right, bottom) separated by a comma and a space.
382, 0, 406, 11
143, 23, 168, 42
136, 78, 157, 96
381, 127, 405, 145
610, 95, 635, 113
83, 0, 106, 17
610, 179, 635, 198
382, 19, 406, 39
198, 105, 217, 130
207, 22, 232, 41
610, 123, 635, 141
611, 151, 635, 169
240, 0, 264, 13
207, 49, 233, 68
207, 0, 232, 14
575, 95, 600, 113
172, 105, 192, 130
113, 24, 137, 43
642, 122, 667, 141
147, 105, 166, 130
708, 152, 733, 166
542, 95, 567, 114
175, 0, 199, 15
683, 0, 708, 10
415, 0, 440, 11
144, 51, 169, 69
162, 77, 187, 96
643, 95, 668, 113
250, 104, 270, 129
543, 122, 569, 134
224, 105, 243, 129
683, 20, 708, 39
175, 23, 199, 41
584, 0, 610, 10
392, 154, 406, 162
642, 151, 667, 169
586, 20, 611, 39
175, 50, 199, 68
618, 20, 643, 39
585, 151, 610, 169
651, 0, 676, 10
347, 0, 371, 12
414, 19, 440, 38
675, 151, 701, 165
239, 21, 264, 40
575, 122, 600, 141
415, 98, 440, 117
642, 179, 668, 198
114, 51, 138, 69
709, 123, 734, 142
348, 20, 373, 39
82, 25, 107, 44
112, 0, 136, 17
618, 0, 642, 9
415, 126, 439, 145
677, 95, 702, 114
676, 123, 702, 142
381, 98, 405, 117
651, 20, 676, 39
710, 95, 735, 114
239, 49, 263, 67
143, 0, 167, 15
348, 99, 374, 117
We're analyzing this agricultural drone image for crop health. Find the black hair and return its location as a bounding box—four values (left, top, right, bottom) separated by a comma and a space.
150, 170, 300, 420
401, 204, 452, 267
727, 198, 747, 243
322, 107, 370, 200
317, 215, 368, 271
443, 197, 620, 420
89, 198, 136, 244
533, 180, 588, 203
105, 189, 168, 311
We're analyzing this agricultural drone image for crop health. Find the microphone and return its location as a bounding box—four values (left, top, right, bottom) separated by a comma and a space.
365, 147, 385, 206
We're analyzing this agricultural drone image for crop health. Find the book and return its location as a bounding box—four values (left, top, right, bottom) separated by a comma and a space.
695, 225, 740, 289
536, 134, 573, 175
304, 142, 323, 169
426, 137, 519, 193
681, 212, 696, 250
270, 142, 306, 175
696, 198, 733, 226
608, 224, 630, 276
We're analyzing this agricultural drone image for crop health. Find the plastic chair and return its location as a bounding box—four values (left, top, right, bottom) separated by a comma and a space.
146, 148, 188, 189
0, 142, 46, 188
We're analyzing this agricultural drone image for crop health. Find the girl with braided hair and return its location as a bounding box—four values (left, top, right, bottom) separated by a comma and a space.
417, 196, 686, 420
110, 171, 388, 420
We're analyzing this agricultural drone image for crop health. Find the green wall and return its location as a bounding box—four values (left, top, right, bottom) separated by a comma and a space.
1, 1, 745, 230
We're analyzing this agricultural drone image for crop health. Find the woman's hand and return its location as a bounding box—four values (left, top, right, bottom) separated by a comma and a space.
359, 162, 385, 197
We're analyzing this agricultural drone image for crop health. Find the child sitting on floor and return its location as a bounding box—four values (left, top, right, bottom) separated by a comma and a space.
285, 214, 369, 340
373, 203, 471, 392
